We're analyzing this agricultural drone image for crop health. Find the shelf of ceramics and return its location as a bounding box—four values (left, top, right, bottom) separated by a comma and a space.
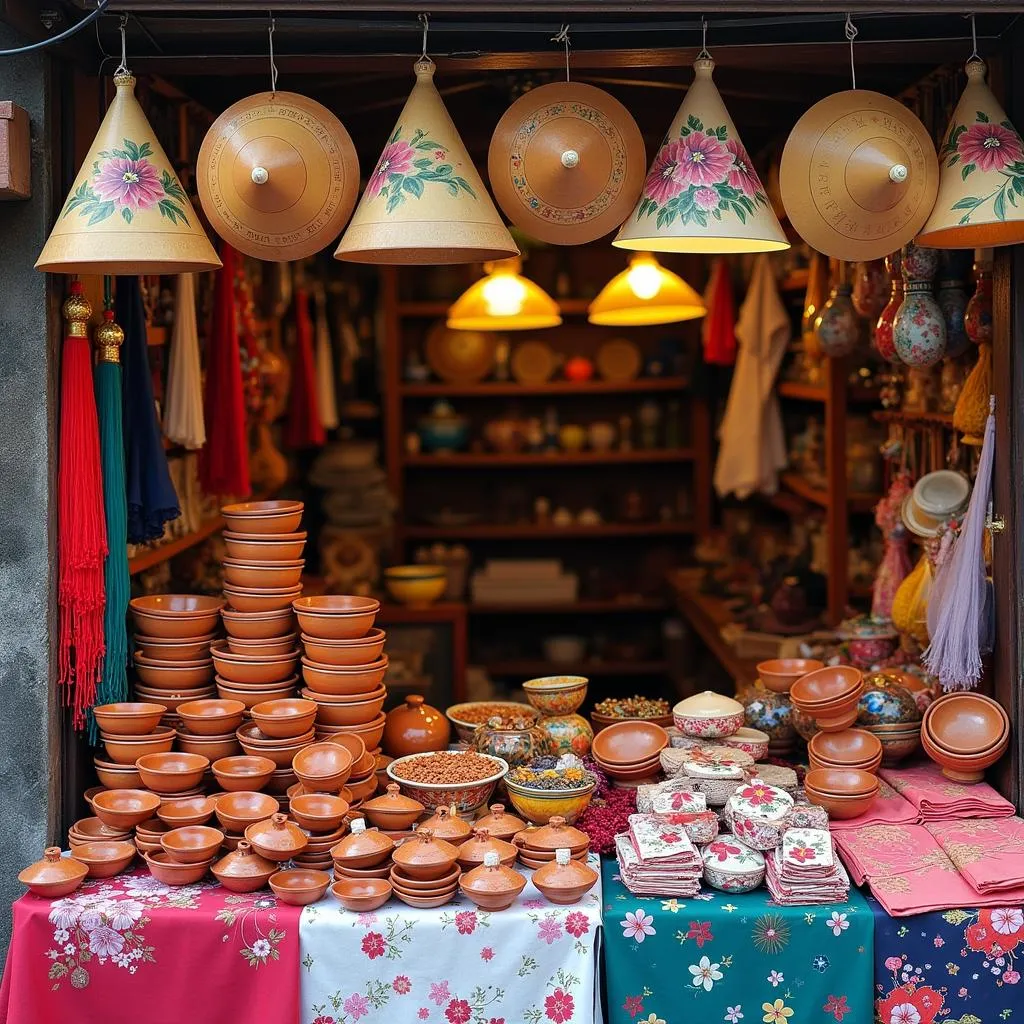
399, 376, 690, 398
777, 380, 879, 403
481, 659, 669, 677
402, 521, 695, 540
469, 598, 667, 615
403, 448, 695, 467
780, 472, 878, 513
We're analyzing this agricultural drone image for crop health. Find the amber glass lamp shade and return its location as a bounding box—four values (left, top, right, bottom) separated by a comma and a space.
588, 253, 706, 326
446, 257, 561, 331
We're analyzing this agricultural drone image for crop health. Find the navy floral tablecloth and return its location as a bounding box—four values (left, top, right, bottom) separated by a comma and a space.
869, 894, 1024, 1024
601, 859, 874, 1024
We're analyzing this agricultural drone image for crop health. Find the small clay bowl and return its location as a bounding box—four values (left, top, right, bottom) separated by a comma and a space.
269, 868, 331, 906
301, 628, 386, 667
221, 607, 296, 641
346, 773, 379, 803
266, 767, 299, 795
211, 642, 300, 686
224, 584, 304, 614
314, 713, 387, 752
300, 657, 389, 696
93, 759, 144, 790
158, 795, 218, 828
390, 863, 461, 892
69, 816, 132, 844
293, 596, 380, 641
236, 725, 314, 767
222, 499, 304, 535
161, 825, 225, 864
134, 687, 216, 713
289, 793, 350, 833
791, 665, 863, 706
212, 755, 277, 792
223, 558, 305, 590
591, 721, 669, 767
809, 729, 883, 768
313, 692, 387, 727
175, 730, 242, 761
145, 849, 214, 885
923, 692, 1009, 755
804, 767, 879, 796
134, 632, 216, 662
757, 658, 824, 694
136, 752, 210, 794
333, 862, 393, 880
318, 732, 366, 764
93, 702, 167, 736
129, 594, 225, 639
331, 877, 392, 911
176, 698, 247, 736
92, 789, 161, 829
226, 634, 298, 657
214, 791, 281, 832
223, 530, 307, 562
393, 888, 456, 909
134, 654, 215, 691
293, 742, 353, 792
71, 840, 136, 879
804, 786, 879, 820
101, 727, 176, 764
250, 698, 317, 739
216, 678, 298, 709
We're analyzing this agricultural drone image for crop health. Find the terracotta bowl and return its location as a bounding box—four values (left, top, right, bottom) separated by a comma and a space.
93, 759, 144, 790
69, 816, 133, 842
133, 633, 216, 662
289, 793, 350, 833
301, 628, 386, 667
223, 559, 305, 590
809, 751, 881, 775
224, 584, 304, 614
212, 755, 277, 792
221, 607, 296, 640
803, 786, 879, 820
134, 687, 216, 713
757, 658, 824, 694
300, 686, 385, 709
269, 868, 331, 906
175, 730, 242, 760
293, 596, 380, 640
136, 752, 210, 794
250, 698, 318, 739
333, 862, 393, 881
920, 728, 1009, 783
71, 840, 136, 879
347, 774, 379, 803
804, 767, 879, 796
221, 499, 304, 535
393, 888, 457, 909
216, 678, 298, 708
266, 767, 299, 794
211, 642, 300, 685
176, 698, 247, 736
320, 733, 366, 764
93, 702, 167, 736
226, 634, 298, 657
101, 727, 176, 764
223, 530, 307, 562
145, 849, 214, 885
791, 665, 863, 706
92, 788, 161, 829
591, 721, 669, 767
808, 729, 883, 768
158, 795, 217, 828
390, 863, 461, 892
236, 721, 315, 758
315, 713, 387, 752
214, 791, 281, 832
134, 654, 214, 690
331, 877, 392, 911
923, 692, 1009, 755
293, 743, 353, 792
129, 595, 225, 639
300, 656, 388, 696
312, 692, 387, 727
160, 825, 225, 864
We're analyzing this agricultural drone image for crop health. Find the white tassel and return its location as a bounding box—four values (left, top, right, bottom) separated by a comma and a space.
164, 274, 206, 450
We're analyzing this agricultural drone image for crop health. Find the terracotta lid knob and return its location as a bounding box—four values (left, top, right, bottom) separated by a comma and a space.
44, 847, 61, 863
386, 784, 400, 796
271, 813, 287, 829
237, 841, 252, 855
483, 851, 500, 868
418, 828, 434, 842
489, 804, 505, 816
251, 166, 270, 185
406, 695, 424, 708
436, 807, 450, 821
473, 828, 491, 840
549, 816, 566, 828
555, 848, 571, 866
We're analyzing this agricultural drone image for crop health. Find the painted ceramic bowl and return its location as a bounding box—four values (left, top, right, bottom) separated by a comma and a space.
756, 659, 823, 694
503, 778, 595, 825
445, 702, 540, 744
673, 691, 744, 739
719, 727, 769, 760
386, 752, 509, 816
701, 837, 766, 892
536, 713, 593, 757
857, 674, 923, 727
522, 676, 588, 716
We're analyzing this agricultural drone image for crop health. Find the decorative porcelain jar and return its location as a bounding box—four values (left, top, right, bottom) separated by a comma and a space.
937, 251, 971, 359
701, 837, 766, 893
964, 252, 993, 345
742, 692, 796, 751
856, 673, 923, 726
537, 713, 593, 757
874, 250, 903, 362
815, 278, 859, 358
672, 691, 745, 738
724, 779, 795, 851
472, 715, 546, 768
893, 243, 947, 367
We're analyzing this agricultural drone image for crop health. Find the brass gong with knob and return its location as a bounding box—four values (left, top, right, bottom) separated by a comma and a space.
198, 91, 360, 261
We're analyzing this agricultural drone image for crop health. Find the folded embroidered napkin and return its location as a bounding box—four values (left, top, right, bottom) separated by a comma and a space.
925, 816, 1024, 894
879, 763, 1014, 820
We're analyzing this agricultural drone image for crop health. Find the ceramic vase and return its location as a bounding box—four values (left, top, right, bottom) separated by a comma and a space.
873, 250, 904, 362
964, 251, 993, 345
538, 713, 593, 757
893, 243, 947, 367
815, 275, 859, 358
851, 259, 888, 319
936, 250, 971, 358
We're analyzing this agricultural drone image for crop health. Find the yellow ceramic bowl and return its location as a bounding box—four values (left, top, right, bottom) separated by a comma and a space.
383, 566, 447, 607
503, 779, 594, 825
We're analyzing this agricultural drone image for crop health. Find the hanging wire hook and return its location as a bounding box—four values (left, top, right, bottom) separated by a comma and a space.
967, 13, 981, 63
551, 24, 571, 82
267, 12, 279, 96
845, 13, 858, 90
419, 12, 430, 61
114, 13, 128, 76
698, 16, 712, 60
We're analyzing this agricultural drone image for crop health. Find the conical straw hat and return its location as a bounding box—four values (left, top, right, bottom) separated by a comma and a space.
780, 90, 937, 262
336, 58, 518, 264
37, 73, 221, 275
488, 80, 645, 245
614, 57, 788, 254
918, 59, 1024, 249
197, 91, 359, 262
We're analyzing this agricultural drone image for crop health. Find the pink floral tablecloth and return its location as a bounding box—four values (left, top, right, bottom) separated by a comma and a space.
298, 855, 603, 1024
0, 870, 301, 1024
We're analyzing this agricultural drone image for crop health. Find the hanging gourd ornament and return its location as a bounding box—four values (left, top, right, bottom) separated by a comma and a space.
893, 243, 946, 367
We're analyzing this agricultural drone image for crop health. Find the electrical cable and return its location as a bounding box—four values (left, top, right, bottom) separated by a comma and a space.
0, 0, 109, 57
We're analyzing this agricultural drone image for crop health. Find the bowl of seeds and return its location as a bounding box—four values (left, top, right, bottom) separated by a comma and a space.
591, 696, 673, 733
503, 755, 597, 824
445, 701, 540, 743
386, 750, 509, 816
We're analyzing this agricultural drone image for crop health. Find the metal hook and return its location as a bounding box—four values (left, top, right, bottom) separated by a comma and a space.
697, 16, 711, 60
114, 13, 128, 75
845, 13, 858, 90
419, 12, 430, 60
551, 24, 571, 82
967, 13, 981, 63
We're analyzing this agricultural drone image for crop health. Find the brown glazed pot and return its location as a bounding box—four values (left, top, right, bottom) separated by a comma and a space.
382, 695, 451, 757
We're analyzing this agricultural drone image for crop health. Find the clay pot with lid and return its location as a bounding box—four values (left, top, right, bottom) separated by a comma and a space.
532, 848, 599, 905
517, 815, 588, 853
383, 694, 451, 756
418, 805, 472, 846
459, 851, 527, 911
390, 828, 458, 880
211, 840, 278, 892
330, 818, 395, 869
362, 784, 424, 830
475, 803, 527, 842
19, 848, 88, 898
244, 812, 309, 862
456, 828, 517, 870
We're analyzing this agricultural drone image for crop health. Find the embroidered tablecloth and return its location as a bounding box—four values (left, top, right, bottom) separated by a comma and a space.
299, 855, 603, 1024
601, 859, 874, 1024
0, 870, 301, 1024
868, 893, 1024, 1024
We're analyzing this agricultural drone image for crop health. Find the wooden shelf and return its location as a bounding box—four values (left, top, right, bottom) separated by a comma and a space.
399, 376, 689, 398
779, 472, 878, 513
873, 408, 955, 427
403, 521, 695, 541
669, 582, 759, 689
404, 448, 694, 468
128, 514, 225, 575
778, 380, 879, 404
469, 598, 666, 615
398, 298, 591, 317
481, 659, 669, 677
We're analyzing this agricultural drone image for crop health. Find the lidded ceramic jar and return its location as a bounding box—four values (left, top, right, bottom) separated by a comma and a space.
742, 691, 796, 753
701, 837, 766, 892
724, 779, 795, 851
458, 851, 527, 911
815, 268, 859, 358
211, 840, 278, 893
18, 847, 88, 898
382, 695, 451, 757
455, 827, 518, 869
474, 803, 527, 842
390, 827, 459, 880
856, 674, 923, 726
472, 714, 546, 768
893, 243, 947, 367
532, 848, 599, 905
873, 250, 904, 362
331, 818, 395, 868
244, 813, 309, 862
964, 249, 993, 345
672, 690, 745, 738
361, 783, 424, 831
418, 805, 472, 846
517, 815, 588, 853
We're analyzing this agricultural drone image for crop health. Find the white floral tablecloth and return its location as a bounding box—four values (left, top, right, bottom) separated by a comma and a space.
299, 855, 604, 1024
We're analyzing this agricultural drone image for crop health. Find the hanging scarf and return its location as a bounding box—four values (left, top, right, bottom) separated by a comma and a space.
199, 243, 251, 497
315, 287, 339, 430
164, 273, 206, 450
284, 286, 325, 449
701, 257, 737, 366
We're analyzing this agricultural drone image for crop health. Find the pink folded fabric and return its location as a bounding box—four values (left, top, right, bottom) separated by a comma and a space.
628, 813, 701, 865
925, 816, 1024, 894
827, 777, 920, 830
879, 763, 1014, 820
615, 834, 701, 897
766, 849, 850, 905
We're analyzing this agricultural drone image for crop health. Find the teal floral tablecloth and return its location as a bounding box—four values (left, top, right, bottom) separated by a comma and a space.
601, 859, 874, 1024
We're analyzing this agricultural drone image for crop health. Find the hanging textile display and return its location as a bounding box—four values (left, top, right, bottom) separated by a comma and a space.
116, 276, 180, 542
91, 285, 129, 742
285, 286, 325, 448
199, 244, 251, 497
57, 283, 108, 730
163, 274, 206, 450
871, 471, 914, 621
314, 286, 339, 431
701, 257, 736, 366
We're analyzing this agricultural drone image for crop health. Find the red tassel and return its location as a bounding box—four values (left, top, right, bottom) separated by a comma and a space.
199, 244, 251, 497
285, 286, 325, 449
58, 283, 108, 729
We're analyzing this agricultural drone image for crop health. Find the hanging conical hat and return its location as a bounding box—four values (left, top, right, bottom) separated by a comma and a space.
918, 59, 1024, 249
335, 58, 518, 265
37, 73, 221, 275
487, 81, 645, 245
614, 57, 788, 254
197, 91, 359, 262
780, 90, 938, 262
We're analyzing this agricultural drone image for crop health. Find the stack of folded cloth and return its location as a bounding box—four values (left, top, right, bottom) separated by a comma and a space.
614, 813, 703, 896
765, 827, 850, 905
879, 763, 1015, 820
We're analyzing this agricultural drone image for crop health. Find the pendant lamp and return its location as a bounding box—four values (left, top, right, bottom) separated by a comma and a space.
588, 253, 705, 326
918, 59, 1024, 249
37, 73, 221, 275
447, 257, 561, 331
336, 58, 519, 265
614, 56, 788, 254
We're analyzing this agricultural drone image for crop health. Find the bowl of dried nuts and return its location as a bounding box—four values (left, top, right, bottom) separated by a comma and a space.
386, 751, 509, 816
590, 696, 673, 734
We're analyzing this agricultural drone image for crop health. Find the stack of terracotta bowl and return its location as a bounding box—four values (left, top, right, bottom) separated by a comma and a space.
288, 791, 351, 871
144, 822, 226, 885
331, 819, 395, 881
591, 720, 669, 786
808, 728, 883, 775
214, 791, 281, 851
390, 829, 461, 908
129, 595, 223, 716
756, 658, 824, 694
176, 698, 246, 763
804, 767, 879, 820
790, 666, 865, 733
92, 702, 168, 789
85, 788, 161, 857
513, 816, 589, 868
68, 812, 134, 852
221, 499, 305, 610
921, 692, 1010, 783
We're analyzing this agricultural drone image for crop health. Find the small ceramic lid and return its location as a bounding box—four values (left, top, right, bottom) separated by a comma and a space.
729, 780, 794, 822
519, 816, 587, 852
212, 840, 277, 879
701, 837, 765, 874
333, 819, 396, 860
474, 803, 527, 841
460, 852, 526, 896
391, 828, 458, 871
244, 813, 309, 855
18, 848, 88, 887
456, 828, 518, 866
419, 805, 472, 844
532, 848, 599, 890
361, 784, 424, 815
684, 760, 745, 781
673, 691, 744, 719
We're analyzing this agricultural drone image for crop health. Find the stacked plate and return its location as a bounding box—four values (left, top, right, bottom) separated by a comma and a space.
790, 666, 865, 733
921, 692, 1010, 784
591, 720, 669, 785
513, 816, 589, 869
